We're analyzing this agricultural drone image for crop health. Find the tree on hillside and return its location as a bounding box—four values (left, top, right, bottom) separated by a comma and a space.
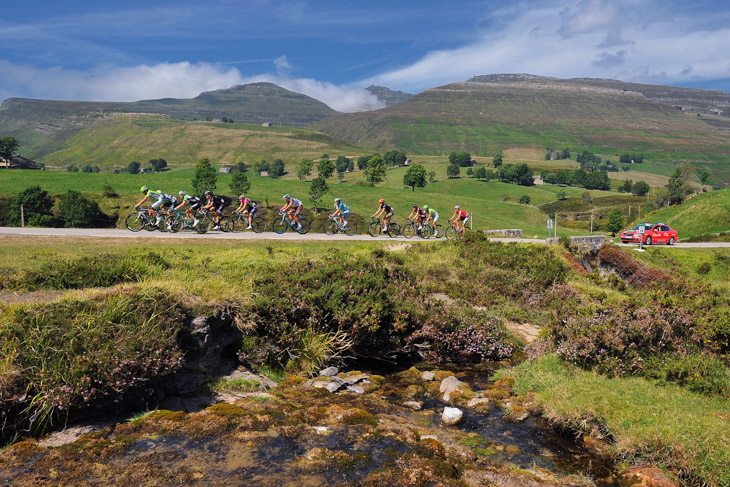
446, 164, 460, 178
384, 150, 407, 167
149, 158, 168, 171
67, 165, 79, 172
59, 190, 109, 228
296, 159, 314, 181
357, 155, 370, 170
335, 156, 350, 177
632, 181, 650, 197
235, 161, 247, 173
403, 164, 427, 191
492, 154, 503, 168
665, 164, 693, 205
9, 185, 55, 227
192, 157, 217, 194
0, 136, 19, 161
364, 156, 387, 186
309, 176, 329, 212
699, 170, 710, 190
518, 195, 531, 205
606, 208, 624, 236
269, 159, 285, 178
318, 158, 335, 179
560, 148, 571, 160
466, 168, 474, 178
618, 179, 633, 193
428, 171, 436, 183
475, 167, 487, 180
127, 161, 141, 174
449, 151, 472, 167
230, 171, 251, 196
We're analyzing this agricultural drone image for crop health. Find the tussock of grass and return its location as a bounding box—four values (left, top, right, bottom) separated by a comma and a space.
499, 354, 730, 486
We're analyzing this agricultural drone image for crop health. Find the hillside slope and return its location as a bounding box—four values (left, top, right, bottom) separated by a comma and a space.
0, 83, 337, 160
34, 115, 360, 169
645, 189, 730, 239
313, 78, 730, 184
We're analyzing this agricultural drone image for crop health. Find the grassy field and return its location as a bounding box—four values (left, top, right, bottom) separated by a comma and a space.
0, 164, 611, 237
644, 189, 730, 239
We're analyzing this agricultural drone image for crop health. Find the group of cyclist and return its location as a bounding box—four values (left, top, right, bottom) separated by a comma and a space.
136, 186, 469, 234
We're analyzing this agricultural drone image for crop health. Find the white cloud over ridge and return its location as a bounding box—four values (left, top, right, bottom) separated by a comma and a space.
0, 60, 382, 112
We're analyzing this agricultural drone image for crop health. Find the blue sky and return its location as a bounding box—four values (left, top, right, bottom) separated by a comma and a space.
2, 0, 729, 111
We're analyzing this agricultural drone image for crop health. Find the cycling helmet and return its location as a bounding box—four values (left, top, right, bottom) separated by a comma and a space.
238, 194, 245, 200
334, 197, 341, 203
455, 205, 460, 210
141, 186, 148, 193
379, 199, 385, 204
204, 190, 212, 197
423, 205, 429, 210
412, 204, 418, 208
178, 190, 186, 197
283, 194, 290, 200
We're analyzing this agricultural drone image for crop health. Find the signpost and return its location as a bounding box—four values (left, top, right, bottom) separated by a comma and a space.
636, 225, 646, 252
547, 218, 553, 239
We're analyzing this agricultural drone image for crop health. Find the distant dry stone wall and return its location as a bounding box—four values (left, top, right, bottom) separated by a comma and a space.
547, 235, 606, 250
483, 229, 523, 238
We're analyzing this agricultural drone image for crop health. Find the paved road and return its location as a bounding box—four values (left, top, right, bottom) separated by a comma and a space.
0, 227, 728, 247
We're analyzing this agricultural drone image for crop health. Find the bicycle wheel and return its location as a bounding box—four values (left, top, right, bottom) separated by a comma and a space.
125, 212, 146, 232
272, 218, 288, 234
297, 218, 311, 234
251, 216, 266, 233
445, 226, 457, 240
368, 222, 381, 237
386, 222, 400, 238
403, 223, 416, 238
418, 226, 431, 239
193, 219, 209, 234
231, 216, 245, 233
219, 216, 234, 232
344, 222, 357, 236
166, 216, 183, 233
433, 224, 445, 239
325, 220, 338, 235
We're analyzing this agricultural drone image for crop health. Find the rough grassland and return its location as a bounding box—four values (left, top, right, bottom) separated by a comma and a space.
645, 189, 730, 239
499, 355, 730, 487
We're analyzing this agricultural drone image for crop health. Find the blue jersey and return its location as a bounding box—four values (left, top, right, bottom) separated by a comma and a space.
337, 202, 349, 212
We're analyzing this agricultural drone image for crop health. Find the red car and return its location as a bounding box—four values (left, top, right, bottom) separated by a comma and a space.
639, 223, 678, 245
620, 222, 654, 244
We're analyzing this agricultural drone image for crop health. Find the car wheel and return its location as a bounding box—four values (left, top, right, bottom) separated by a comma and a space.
645, 236, 652, 245
668, 237, 675, 246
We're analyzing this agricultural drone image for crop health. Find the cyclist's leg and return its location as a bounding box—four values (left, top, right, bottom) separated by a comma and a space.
342, 210, 349, 226
294, 205, 302, 225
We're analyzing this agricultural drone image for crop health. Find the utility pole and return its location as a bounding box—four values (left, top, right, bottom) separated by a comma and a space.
20, 205, 24, 227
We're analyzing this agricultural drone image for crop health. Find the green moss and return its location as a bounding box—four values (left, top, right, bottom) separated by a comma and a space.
207, 403, 249, 418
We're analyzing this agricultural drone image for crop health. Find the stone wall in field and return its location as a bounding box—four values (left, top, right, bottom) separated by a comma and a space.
483, 229, 523, 238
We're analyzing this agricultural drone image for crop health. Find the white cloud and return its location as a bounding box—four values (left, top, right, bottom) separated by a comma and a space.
364, 0, 730, 92
0, 59, 383, 113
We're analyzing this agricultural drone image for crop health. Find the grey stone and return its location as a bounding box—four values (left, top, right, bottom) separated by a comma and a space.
319, 366, 339, 377
403, 400, 424, 411
325, 381, 343, 393
312, 381, 332, 389
422, 371, 435, 381
440, 375, 466, 402
442, 407, 463, 425
343, 374, 368, 385
347, 385, 365, 394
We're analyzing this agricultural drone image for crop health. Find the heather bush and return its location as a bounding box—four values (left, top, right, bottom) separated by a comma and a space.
598, 244, 669, 286
0, 287, 187, 432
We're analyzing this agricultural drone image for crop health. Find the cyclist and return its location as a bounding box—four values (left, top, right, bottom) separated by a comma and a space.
281, 194, 303, 229
174, 191, 202, 227
371, 198, 394, 232
423, 204, 439, 236
449, 205, 469, 234
160, 192, 178, 216
136, 186, 165, 227
234, 194, 258, 230
331, 197, 350, 229
406, 204, 427, 230
202, 190, 230, 230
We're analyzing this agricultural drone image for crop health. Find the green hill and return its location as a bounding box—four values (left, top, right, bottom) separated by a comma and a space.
313, 77, 730, 186
0, 83, 337, 160
645, 189, 730, 239
29, 115, 360, 169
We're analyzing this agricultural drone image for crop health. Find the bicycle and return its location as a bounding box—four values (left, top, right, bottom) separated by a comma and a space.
197, 208, 232, 232
402, 219, 431, 239
445, 220, 470, 239
367, 217, 400, 237
125, 206, 159, 232
426, 222, 445, 239
324, 214, 357, 236
165, 209, 208, 234
272, 210, 311, 234
227, 210, 267, 233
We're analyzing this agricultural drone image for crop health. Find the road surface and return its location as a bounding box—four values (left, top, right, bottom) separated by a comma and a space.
0, 227, 728, 247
